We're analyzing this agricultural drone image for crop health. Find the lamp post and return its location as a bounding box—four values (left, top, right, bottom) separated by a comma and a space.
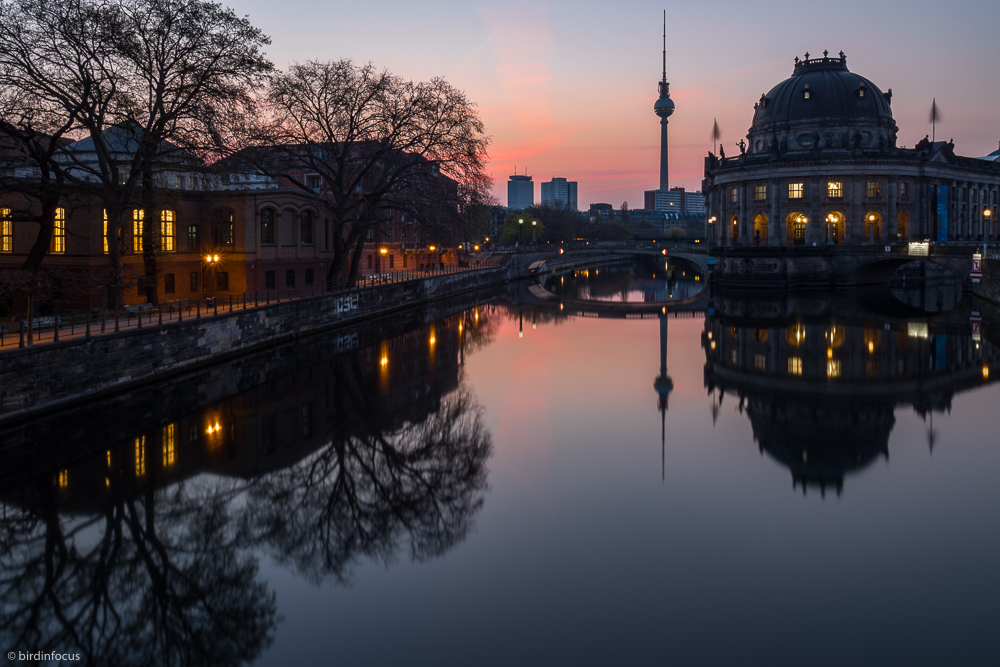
518, 218, 523, 245
708, 216, 717, 244
378, 246, 387, 275
984, 208, 992, 240
868, 214, 877, 245
532, 220, 537, 243
206, 253, 220, 303
826, 214, 835, 245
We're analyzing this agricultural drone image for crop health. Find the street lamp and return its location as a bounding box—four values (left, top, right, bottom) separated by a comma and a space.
518, 218, 523, 245
826, 214, 836, 245
985, 208, 992, 238
532, 220, 537, 243
205, 253, 220, 302
868, 213, 877, 244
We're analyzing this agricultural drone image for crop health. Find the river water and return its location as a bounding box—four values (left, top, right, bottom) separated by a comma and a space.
1, 258, 998, 666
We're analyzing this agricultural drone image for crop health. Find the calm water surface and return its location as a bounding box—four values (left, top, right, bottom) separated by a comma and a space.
2, 263, 999, 666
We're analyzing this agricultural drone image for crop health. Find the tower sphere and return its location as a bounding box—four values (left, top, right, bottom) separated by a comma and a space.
654, 96, 675, 117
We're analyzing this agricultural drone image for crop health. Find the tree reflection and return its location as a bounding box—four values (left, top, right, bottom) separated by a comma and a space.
0, 478, 275, 666
246, 384, 492, 584
0, 307, 497, 663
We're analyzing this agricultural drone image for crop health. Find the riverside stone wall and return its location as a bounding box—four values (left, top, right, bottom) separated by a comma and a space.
0, 266, 509, 421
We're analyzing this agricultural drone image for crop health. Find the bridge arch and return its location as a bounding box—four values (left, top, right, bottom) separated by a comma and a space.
847, 256, 959, 285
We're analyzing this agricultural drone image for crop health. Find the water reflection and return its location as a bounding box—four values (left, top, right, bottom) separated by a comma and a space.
0, 307, 498, 664
543, 257, 704, 303
703, 296, 998, 495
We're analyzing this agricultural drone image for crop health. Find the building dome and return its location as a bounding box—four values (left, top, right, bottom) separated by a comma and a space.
747, 52, 896, 153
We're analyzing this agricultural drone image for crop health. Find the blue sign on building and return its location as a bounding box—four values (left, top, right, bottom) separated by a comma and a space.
936, 185, 949, 242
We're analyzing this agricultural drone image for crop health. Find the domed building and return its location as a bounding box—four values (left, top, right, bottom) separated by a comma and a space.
703, 52, 1000, 247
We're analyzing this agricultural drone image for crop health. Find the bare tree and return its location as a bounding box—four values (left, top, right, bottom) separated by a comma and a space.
0, 0, 272, 308
245, 60, 490, 285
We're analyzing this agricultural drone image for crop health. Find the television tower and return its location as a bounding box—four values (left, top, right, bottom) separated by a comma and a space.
653, 10, 674, 191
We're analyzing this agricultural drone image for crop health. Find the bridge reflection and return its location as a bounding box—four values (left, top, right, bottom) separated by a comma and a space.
703, 298, 998, 495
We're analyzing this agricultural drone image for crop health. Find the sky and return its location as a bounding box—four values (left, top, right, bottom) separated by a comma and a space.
227, 0, 1000, 209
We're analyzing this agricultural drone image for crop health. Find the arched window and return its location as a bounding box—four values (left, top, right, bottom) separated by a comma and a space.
301, 210, 314, 245
214, 208, 234, 245
261, 208, 275, 244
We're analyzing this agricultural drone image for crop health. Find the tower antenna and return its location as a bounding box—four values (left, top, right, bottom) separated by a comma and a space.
662, 10, 666, 81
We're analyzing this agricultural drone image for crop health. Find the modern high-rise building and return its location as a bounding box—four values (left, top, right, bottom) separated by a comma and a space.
643, 186, 705, 214
507, 174, 534, 210
541, 177, 578, 211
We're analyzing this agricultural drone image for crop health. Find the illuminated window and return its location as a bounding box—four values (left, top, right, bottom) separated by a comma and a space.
827, 359, 841, 378
753, 185, 767, 201
135, 436, 145, 477
788, 183, 803, 199
803, 85, 811, 100
729, 187, 738, 204
788, 357, 803, 375
1, 208, 10, 252
163, 424, 176, 467
103, 210, 108, 253
828, 181, 843, 198
161, 210, 175, 251
57, 469, 68, 489
867, 181, 881, 198
754, 354, 767, 370
52, 208, 66, 253
133, 209, 144, 252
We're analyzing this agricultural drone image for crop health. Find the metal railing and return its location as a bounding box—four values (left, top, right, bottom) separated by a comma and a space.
0, 257, 511, 351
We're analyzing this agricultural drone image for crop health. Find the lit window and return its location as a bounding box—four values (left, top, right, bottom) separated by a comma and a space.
788, 183, 803, 199
163, 424, 176, 467
133, 209, 144, 252
53, 208, 66, 253
828, 181, 843, 198
161, 210, 175, 251
0, 208, 11, 252
58, 469, 68, 489
753, 185, 767, 201
103, 210, 108, 253
867, 181, 881, 199
135, 436, 145, 477
803, 85, 811, 100
788, 357, 803, 375
730, 187, 738, 204
827, 359, 841, 378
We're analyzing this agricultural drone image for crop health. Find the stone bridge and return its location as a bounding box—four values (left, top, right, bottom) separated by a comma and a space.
709, 244, 979, 290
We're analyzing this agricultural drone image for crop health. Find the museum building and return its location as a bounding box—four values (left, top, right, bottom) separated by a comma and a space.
702, 52, 1000, 247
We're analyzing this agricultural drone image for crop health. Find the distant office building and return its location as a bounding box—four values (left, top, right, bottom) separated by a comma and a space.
507, 174, 534, 210
541, 177, 578, 211
643, 186, 705, 214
